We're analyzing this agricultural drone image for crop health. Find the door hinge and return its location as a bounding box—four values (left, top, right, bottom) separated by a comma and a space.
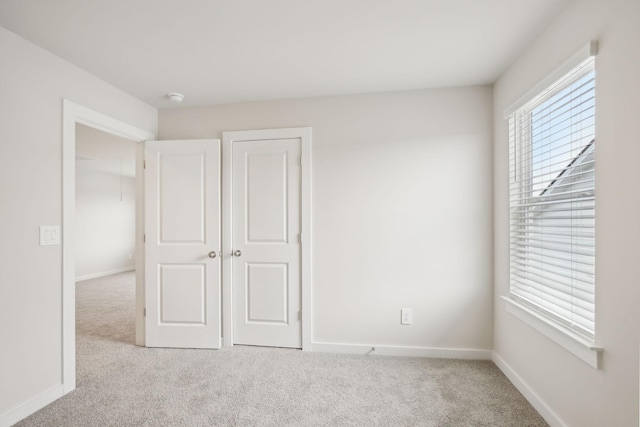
298, 311, 302, 321
143, 234, 146, 243
299, 156, 302, 167
143, 308, 146, 317
144, 160, 146, 169
298, 233, 302, 244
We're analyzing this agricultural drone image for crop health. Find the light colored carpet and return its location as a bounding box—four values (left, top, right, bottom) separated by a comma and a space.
16, 272, 547, 426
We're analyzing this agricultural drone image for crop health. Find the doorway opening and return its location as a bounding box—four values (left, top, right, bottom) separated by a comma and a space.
75, 123, 138, 345
62, 100, 155, 394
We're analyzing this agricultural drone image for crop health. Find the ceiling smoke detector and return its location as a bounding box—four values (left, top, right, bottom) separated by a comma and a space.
167, 92, 185, 103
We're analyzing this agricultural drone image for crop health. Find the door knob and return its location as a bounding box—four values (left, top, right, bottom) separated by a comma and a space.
208, 251, 217, 258
233, 250, 242, 257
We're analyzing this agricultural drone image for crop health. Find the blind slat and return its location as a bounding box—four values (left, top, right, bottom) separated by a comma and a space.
511, 265, 594, 295
511, 254, 594, 275
510, 248, 594, 267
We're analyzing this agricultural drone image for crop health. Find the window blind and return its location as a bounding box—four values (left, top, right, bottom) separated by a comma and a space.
508, 56, 596, 339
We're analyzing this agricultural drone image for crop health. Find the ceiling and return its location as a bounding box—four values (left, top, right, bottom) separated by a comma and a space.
76, 124, 137, 177
0, 0, 569, 109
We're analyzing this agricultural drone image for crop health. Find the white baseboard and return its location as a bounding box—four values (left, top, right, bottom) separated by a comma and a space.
0, 385, 64, 427
76, 266, 135, 282
492, 352, 566, 427
311, 341, 492, 360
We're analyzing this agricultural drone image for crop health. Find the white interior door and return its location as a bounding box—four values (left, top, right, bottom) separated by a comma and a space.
144, 139, 221, 348
230, 137, 302, 348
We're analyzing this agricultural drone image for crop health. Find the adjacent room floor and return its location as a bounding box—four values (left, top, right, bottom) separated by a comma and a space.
16, 272, 547, 426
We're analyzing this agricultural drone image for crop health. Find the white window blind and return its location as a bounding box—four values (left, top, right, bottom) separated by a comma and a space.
508, 56, 596, 339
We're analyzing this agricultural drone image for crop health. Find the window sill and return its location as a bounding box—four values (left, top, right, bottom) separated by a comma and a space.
501, 296, 602, 369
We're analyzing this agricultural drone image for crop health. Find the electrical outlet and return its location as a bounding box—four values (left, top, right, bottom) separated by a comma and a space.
401, 308, 412, 325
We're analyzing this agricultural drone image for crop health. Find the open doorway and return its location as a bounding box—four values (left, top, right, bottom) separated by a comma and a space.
75, 124, 137, 345
75, 124, 137, 281
62, 100, 155, 394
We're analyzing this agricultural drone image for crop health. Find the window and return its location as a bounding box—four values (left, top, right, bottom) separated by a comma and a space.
508, 56, 596, 341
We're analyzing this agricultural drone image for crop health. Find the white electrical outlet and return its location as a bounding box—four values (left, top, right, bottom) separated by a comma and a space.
401, 308, 413, 325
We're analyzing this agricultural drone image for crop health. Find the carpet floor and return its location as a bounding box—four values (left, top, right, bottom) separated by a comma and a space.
16, 272, 547, 426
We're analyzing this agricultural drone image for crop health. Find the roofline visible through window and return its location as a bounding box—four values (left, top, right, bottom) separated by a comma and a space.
539, 138, 595, 196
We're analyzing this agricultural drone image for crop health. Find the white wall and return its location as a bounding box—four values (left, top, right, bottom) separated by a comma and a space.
75, 169, 136, 280
493, 0, 640, 425
0, 25, 156, 420
159, 86, 494, 353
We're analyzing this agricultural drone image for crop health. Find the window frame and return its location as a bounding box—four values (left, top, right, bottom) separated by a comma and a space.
503, 42, 602, 369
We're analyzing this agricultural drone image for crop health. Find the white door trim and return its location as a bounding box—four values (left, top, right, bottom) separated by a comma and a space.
222, 127, 312, 351
62, 100, 155, 393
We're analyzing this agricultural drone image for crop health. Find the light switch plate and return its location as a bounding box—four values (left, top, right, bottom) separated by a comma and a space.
401, 308, 413, 325
40, 226, 61, 246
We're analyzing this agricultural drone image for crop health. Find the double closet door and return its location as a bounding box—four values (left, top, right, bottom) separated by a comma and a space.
144, 130, 304, 350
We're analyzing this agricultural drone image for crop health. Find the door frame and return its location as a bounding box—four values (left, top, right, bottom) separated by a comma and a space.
62, 100, 155, 392
221, 127, 312, 351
